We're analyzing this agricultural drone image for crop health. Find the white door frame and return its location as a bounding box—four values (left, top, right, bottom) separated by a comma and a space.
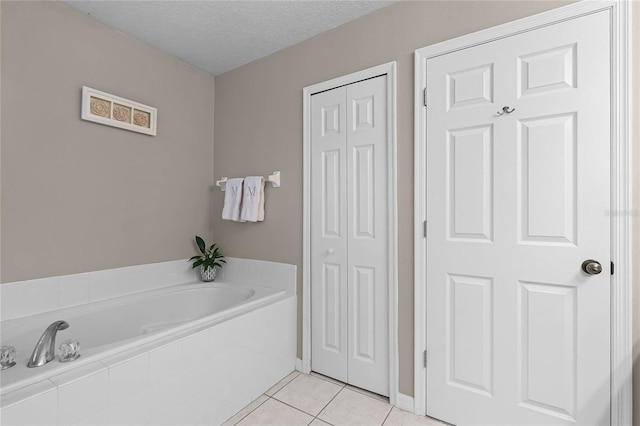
413, 0, 633, 423
302, 61, 399, 404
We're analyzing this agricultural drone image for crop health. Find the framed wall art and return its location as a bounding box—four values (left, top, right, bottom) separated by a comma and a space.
81, 86, 157, 136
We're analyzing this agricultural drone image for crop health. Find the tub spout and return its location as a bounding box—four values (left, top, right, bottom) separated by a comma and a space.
27, 320, 69, 368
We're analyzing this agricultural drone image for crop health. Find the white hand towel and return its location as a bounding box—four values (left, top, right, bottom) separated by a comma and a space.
240, 176, 265, 222
221, 178, 244, 221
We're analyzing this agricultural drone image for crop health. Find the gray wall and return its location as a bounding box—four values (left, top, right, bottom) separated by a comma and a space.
212, 0, 590, 396
0, 1, 215, 282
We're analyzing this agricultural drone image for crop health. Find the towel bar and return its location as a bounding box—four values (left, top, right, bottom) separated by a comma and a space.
216, 171, 280, 191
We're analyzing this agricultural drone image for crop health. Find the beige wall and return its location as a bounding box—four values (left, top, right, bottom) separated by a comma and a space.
213, 0, 591, 396
0, 1, 215, 283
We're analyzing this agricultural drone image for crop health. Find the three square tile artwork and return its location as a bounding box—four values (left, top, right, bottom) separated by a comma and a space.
223, 371, 448, 426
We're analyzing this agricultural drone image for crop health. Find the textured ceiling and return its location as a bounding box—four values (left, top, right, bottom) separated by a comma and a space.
61, 1, 394, 76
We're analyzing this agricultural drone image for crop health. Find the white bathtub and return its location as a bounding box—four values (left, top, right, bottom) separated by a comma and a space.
0, 279, 296, 425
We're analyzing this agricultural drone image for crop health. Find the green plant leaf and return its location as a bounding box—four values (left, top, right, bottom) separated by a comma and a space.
195, 235, 206, 254
189, 255, 202, 262
192, 259, 204, 268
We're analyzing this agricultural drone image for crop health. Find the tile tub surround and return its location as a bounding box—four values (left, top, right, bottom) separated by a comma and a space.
0, 257, 296, 321
216, 257, 297, 293
0, 295, 297, 425
0, 260, 197, 321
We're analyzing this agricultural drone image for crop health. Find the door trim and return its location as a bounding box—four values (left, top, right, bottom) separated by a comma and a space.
303, 62, 398, 403
413, 1, 633, 423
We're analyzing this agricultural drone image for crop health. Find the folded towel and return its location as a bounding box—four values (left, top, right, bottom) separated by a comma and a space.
221, 178, 244, 221
240, 176, 265, 222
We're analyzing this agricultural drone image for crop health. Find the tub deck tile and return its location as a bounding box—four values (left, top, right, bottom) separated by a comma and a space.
0, 379, 57, 410
49, 361, 107, 387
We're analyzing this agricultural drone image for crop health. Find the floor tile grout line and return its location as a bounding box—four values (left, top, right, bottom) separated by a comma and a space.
232, 372, 400, 426
309, 372, 389, 404
310, 371, 387, 402
269, 372, 345, 419
344, 384, 389, 403
314, 383, 349, 423
300, 373, 393, 423
229, 395, 270, 426
275, 370, 347, 421
380, 405, 394, 426
267, 370, 301, 397
337, 386, 393, 426
309, 371, 347, 387
340, 384, 391, 406
269, 393, 329, 420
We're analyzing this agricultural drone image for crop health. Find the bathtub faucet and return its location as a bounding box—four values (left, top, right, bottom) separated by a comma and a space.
27, 320, 69, 368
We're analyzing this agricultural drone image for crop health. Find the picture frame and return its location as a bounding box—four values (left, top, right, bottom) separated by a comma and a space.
81, 86, 157, 136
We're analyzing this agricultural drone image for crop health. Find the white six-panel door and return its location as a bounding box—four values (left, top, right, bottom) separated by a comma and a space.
311, 76, 389, 396
425, 11, 610, 425
311, 85, 349, 383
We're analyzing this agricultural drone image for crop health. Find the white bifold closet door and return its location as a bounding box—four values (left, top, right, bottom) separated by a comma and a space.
310, 75, 389, 396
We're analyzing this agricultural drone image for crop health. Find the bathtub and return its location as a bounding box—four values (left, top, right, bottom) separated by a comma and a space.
0, 280, 297, 425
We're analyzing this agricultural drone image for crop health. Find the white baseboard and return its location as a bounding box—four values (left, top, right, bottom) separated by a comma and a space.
295, 357, 311, 374
395, 393, 415, 413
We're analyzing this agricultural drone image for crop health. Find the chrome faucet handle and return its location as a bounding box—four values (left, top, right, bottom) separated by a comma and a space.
1, 346, 17, 370
59, 339, 81, 363
27, 320, 69, 368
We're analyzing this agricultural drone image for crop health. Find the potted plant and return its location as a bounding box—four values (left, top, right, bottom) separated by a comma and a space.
189, 235, 226, 282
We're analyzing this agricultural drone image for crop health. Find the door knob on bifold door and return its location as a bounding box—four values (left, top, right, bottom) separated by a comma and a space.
581, 259, 602, 275
327, 249, 335, 255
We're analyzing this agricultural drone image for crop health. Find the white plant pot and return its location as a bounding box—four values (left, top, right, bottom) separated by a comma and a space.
200, 265, 217, 282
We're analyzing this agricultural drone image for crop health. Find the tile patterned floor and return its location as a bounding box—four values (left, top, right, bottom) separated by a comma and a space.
223, 371, 448, 426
